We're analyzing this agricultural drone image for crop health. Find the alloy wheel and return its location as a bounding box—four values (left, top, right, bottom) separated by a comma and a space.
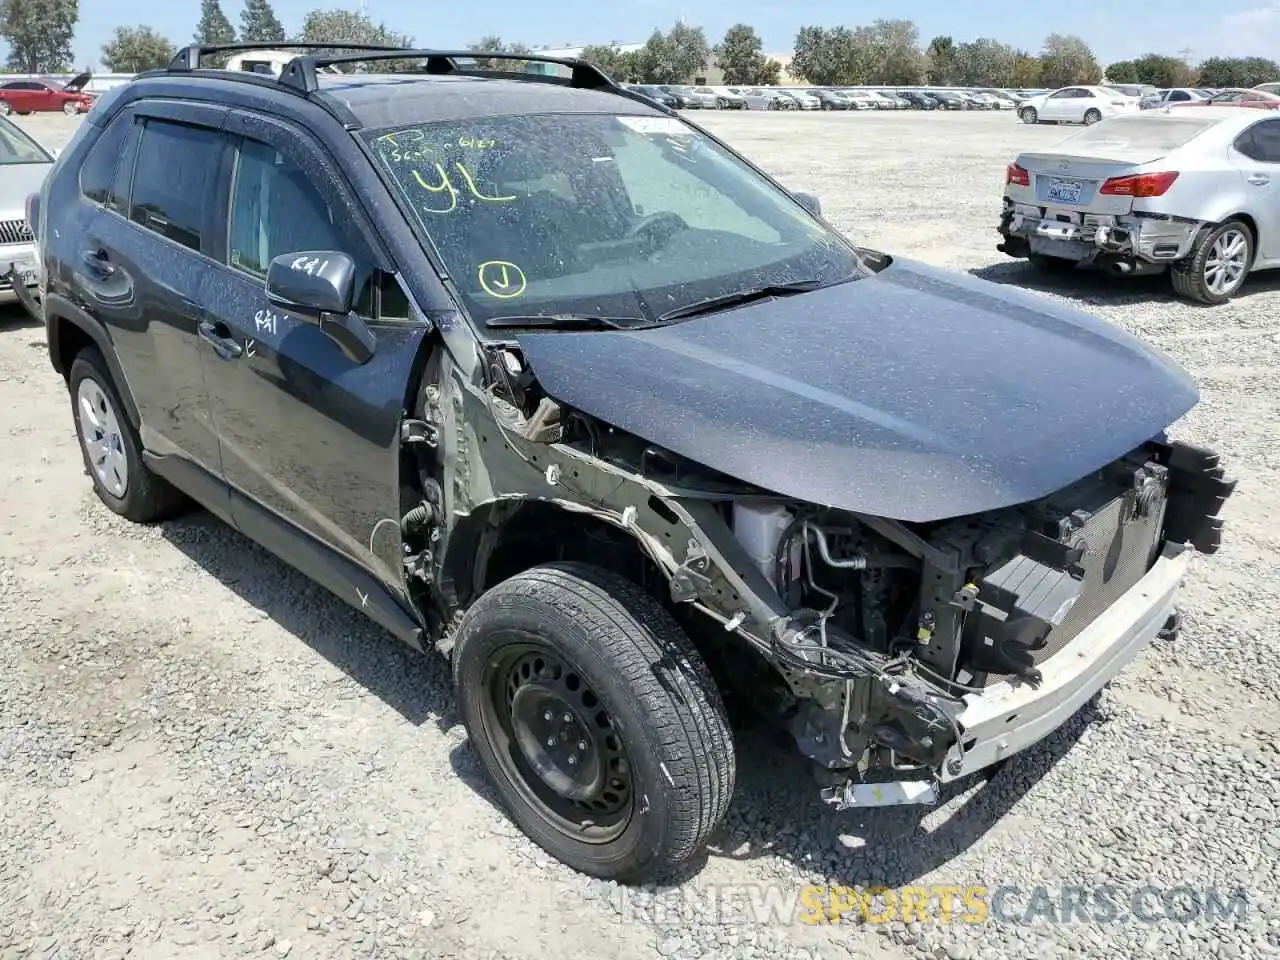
1204, 228, 1250, 297
76, 377, 129, 498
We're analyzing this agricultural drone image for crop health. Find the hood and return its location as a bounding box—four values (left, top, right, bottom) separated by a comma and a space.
62, 71, 91, 92
514, 257, 1199, 522
0, 161, 53, 214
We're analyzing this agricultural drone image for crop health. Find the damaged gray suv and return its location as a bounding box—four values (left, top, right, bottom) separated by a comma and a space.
31, 45, 1235, 883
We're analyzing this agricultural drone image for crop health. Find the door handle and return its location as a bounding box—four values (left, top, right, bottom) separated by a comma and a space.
80, 248, 115, 278
197, 319, 243, 361
1247, 173, 1270, 185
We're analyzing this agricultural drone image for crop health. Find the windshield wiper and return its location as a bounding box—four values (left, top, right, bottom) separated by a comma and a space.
657, 280, 830, 323
484, 314, 648, 330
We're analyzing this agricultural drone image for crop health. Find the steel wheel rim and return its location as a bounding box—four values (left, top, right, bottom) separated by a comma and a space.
480, 636, 635, 844
1205, 228, 1249, 296
63, 101, 77, 115
76, 377, 128, 498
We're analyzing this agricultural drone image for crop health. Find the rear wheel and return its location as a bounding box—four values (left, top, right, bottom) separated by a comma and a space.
68, 347, 187, 523
1083, 108, 1102, 124
1171, 220, 1253, 304
453, 562, 736, 883
1020, 106, 1038, 124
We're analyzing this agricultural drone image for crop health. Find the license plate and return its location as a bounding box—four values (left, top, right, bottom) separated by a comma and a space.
8, 256, 37, 285
1046, 177, 1086, 204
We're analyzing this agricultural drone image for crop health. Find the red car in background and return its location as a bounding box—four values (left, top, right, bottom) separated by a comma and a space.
0, 72, 93, 117
1170, 87, 1280, 110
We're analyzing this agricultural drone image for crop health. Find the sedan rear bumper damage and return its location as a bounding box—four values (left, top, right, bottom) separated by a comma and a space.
997, 200, 1203, 268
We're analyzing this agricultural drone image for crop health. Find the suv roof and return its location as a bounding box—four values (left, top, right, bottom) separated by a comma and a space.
124, 42, 661, 129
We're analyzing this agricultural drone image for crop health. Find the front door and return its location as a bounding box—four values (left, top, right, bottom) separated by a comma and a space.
197, 113, 431, 614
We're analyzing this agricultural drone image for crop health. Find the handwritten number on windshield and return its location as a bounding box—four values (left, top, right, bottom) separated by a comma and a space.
377, 129, 514, 215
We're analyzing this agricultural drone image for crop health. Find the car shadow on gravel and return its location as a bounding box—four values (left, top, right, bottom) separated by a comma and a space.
0, 303, 42, 333
970, 259, 1280, 305
160, 512, 459, 731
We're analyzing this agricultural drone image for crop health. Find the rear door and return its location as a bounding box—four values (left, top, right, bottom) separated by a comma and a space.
1230, 117, 1280, 259
75, 101, 231, 510
197, 109, 431, 611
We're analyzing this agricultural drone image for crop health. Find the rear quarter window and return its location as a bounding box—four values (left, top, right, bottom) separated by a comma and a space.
79, 113, 133, 206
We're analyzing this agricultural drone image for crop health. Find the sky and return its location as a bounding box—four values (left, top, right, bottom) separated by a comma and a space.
31, 0, 1280, 72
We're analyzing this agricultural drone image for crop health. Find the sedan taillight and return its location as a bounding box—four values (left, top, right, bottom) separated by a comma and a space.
1099, 171, 1180, 197
1005, 163, 1031, 187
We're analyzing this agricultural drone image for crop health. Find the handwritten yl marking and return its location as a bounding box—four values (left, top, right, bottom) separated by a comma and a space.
253, 308, 280, 336
289, 255, 330, 276
356, 587, 369, 608
410, 161, 515, 214
245, 338, 256, 358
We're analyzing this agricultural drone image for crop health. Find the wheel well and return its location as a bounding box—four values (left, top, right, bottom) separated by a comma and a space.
1224, 212, 1259, 248
52, 316, 93, 380
478, 501, 668, 601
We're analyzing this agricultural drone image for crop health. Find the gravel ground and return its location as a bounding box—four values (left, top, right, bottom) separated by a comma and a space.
1, 109, 1276, 960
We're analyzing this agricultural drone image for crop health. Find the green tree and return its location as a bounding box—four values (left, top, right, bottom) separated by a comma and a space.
193, 0, 235, 66
790, 26, 857, 86
101, 25, 175, 72
1129, 53, 1196, 87
240, 0, 284, 43
953, 38, 1017, 86
855, 19, 925, 85
467, 35, 531, 71
1037, 33, 1101, 88
1105, 59, 1139, 83
578, 44, 644, 82
1, 0, 77, 73
714, 24, 779, 86
1009, 50, 1042, 87
633, 23, 709, 84
1196, 55, 1278, 88
297, 8, 412, 70
925, 35, 957, 84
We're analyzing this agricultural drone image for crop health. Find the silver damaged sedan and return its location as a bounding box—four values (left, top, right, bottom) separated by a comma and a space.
997, 106, 1280, 304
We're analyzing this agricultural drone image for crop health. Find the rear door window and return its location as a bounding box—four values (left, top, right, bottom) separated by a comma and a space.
1235, 119, 1280, 162
129, 118, 223, 252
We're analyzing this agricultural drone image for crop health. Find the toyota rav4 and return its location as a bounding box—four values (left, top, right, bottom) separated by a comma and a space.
22, 43, 1235, 884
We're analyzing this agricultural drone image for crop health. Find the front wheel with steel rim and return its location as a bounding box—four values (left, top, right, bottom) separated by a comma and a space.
453, 562, 736, 882
68, 346, 187, 522
1172, 220, 1254, 305
62, 100, 79, 115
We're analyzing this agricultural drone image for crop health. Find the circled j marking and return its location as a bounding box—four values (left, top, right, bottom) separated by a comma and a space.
478, 260, 527, 299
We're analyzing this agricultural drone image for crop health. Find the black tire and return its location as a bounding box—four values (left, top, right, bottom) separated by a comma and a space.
1171, 220, 1254, 305
1020, 106, 1038, 124
68, 346, 187, 523
1083, 108, 1102, 125
452, 561, 736, 883
1028, 253, 1078, 273
716, 97, 728, 110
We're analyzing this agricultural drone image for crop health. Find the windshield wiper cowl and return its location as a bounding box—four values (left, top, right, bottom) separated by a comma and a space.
657, 280, 832, 323
484, 314, 648, 331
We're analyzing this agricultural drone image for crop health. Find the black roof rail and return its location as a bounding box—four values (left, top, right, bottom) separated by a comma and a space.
168, 41, 410, 72
276, 49, 616, 95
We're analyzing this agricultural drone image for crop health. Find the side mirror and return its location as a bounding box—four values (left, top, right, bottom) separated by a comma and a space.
793, 191, 822, 218
265, 250, 376, 364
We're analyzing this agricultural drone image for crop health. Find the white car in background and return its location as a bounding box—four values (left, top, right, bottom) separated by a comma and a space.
838, 90, 880, 110
968, 91, 1009, 109
1017, 85, 1141, 125
997, 107, 1280, 303
0, 114, 54, 307
778, 89, 821, 110
732, 87, 793, 110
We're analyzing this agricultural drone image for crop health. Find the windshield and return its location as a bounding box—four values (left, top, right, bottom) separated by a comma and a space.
0, 117, 52, 164
366, 113, 863, 325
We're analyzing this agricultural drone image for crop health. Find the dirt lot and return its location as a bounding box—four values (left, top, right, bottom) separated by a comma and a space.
1, 109, 1276, 960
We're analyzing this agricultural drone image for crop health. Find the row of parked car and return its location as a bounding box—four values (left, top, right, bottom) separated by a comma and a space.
621, 83, 1045, 112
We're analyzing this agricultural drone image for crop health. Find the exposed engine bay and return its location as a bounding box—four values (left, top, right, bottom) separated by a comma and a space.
407, 336, 1235, 813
